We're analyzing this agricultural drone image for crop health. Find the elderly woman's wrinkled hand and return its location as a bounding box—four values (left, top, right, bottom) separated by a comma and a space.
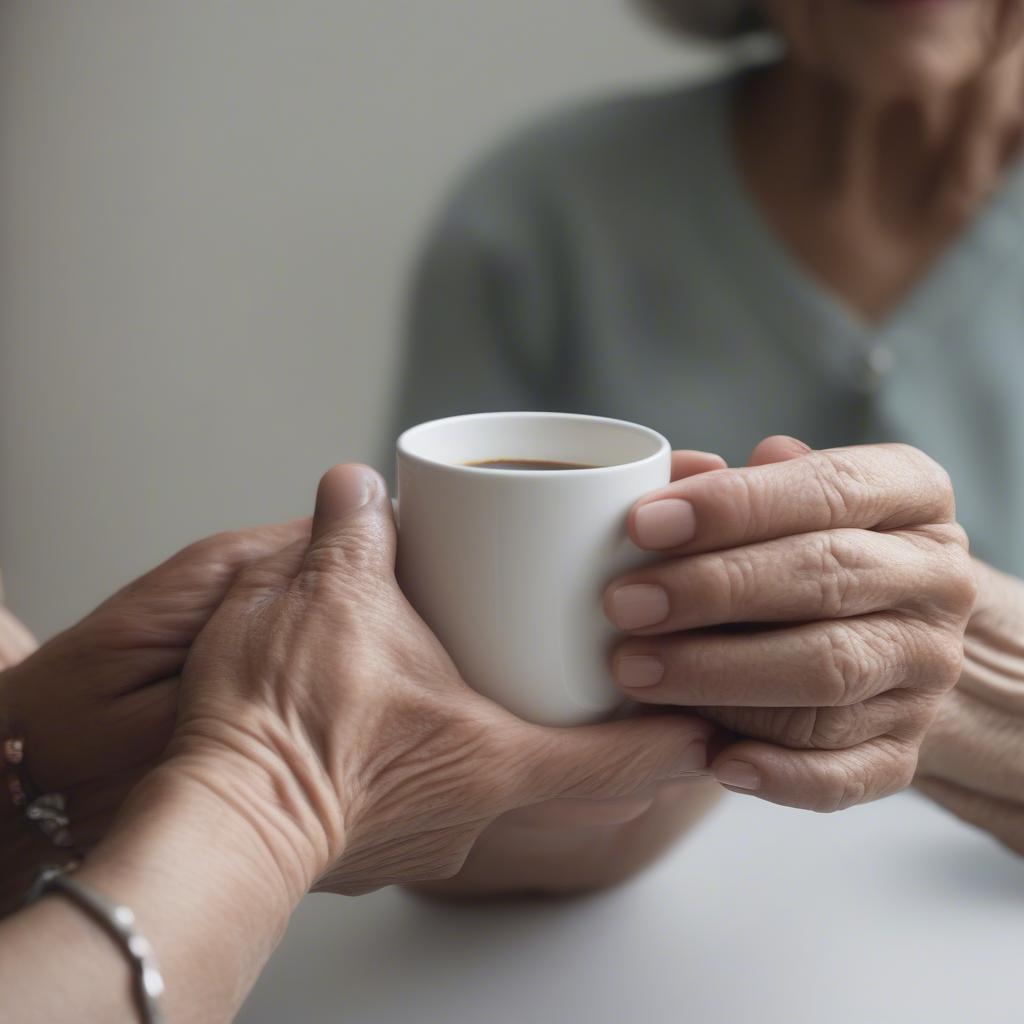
603, 436, 976, 812
155, 464, 714, 899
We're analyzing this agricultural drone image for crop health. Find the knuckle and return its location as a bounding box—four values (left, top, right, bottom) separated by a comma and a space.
818, 738, 915, 811
941, 545, 979, 621
892, 750, 919, 794
717, 549, 759, 616
889, 616, 964, 697
861, 742, 919, 801
811, 760, 868, 813
766, 707, 818, 748
913, 524, 974, 589
300, 548, 388, 605
305, 538, 362, 574
721, 472, 764, 544
817, 624, 871, 706
941, 573, 978, 625
296, 558, 354, 603
891, 445, 956, 519
809, 531, 861, 618
807, 707, 863, 750
895, 525, 977, 624
812, 450, 885, 526
302, 521, 391, 583
926, 520, 970, 551
810, 453, 856, 525
892, 691, 941, 742
811, 692, 932, 751
852, 616, 917, 697
920, 629, 965, 694
925, 461, 957, 520
917, 525, 976, 616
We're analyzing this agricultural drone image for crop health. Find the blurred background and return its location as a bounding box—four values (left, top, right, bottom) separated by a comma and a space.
0, 0, 722, 638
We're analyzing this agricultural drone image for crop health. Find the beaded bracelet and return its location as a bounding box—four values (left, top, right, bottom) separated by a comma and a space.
3, 735, 79, 853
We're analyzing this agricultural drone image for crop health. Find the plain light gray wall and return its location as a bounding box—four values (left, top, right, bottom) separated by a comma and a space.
0, 1, 715, 637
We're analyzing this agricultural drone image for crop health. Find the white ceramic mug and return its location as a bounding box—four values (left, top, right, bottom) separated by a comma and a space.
395, 412, 671, 726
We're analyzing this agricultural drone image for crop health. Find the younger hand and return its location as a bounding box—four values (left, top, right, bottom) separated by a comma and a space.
0, 520, 308, 859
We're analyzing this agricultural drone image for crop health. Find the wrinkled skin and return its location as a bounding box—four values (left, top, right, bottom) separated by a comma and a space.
917, 560, 1024, 856
161, 464, 715, 896
604, 436, 976, 811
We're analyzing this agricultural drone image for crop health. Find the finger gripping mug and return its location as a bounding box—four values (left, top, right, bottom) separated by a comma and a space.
396, 412, 671, 726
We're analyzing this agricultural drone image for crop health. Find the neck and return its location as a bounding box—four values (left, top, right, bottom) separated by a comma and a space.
742, 51, 1024, 230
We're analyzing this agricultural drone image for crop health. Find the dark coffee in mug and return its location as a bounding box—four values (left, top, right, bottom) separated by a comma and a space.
465, 459, 597, 471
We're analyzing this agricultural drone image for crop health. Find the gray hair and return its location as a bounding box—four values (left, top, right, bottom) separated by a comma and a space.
636, 0, 766, 38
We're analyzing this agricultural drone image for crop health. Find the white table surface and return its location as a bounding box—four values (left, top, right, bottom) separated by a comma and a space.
239, 788, 1023, 1024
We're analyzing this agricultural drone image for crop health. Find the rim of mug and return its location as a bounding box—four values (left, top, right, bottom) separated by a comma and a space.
396, 411, 671, 477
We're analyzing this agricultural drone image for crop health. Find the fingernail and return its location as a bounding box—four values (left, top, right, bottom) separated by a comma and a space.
674, 742, 707, 776
714, 761, 761, 791
323, 464, 378, 517
614, 655, 664, 689
634, 500, 696, 549
608, 584, 669, 630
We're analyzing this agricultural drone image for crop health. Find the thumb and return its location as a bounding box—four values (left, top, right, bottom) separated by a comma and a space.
670, 449, 728, 482
304, 463, 396, 575
519, 713, 717, 804
747, 434, 813, 467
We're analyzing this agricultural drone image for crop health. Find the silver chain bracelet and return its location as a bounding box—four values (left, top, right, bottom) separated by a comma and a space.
26, 864, 166, 1024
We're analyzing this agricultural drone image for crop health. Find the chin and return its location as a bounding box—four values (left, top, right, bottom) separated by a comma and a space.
768, 0, 1024, 98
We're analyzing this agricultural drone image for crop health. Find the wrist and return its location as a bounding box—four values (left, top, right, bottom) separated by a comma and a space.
156, 734, 344, 899
71, 764, 306, 1023
96, 760, 315, 915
